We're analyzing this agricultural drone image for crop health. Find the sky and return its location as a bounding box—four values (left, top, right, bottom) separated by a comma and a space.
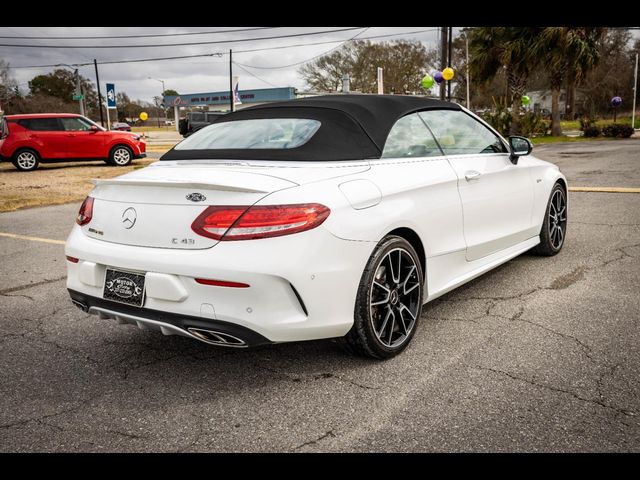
0, 27, 446, 103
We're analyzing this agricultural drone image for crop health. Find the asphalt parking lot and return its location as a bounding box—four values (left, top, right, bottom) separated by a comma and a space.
1, 139, 639, 452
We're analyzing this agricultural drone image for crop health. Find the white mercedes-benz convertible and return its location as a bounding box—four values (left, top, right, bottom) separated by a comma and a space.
66, 95, 567, 358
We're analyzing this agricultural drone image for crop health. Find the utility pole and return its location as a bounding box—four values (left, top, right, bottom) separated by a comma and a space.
447, 26, 453, 102
229, 49, 234, 113
439, 27, 448, 101
465, 35, 470, 109
632, 53, 638, 132
74, 69, 85, 116
94, 59, 104, 127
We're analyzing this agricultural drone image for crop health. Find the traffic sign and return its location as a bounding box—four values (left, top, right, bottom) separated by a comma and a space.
72, 94, 84, 101
106, 83, 116, 108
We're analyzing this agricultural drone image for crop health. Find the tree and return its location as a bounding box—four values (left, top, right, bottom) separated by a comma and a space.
536, 27, 605, 135
163, 89, 179, 97
468, 27, 542, 135
299, 40, 436, 95
28, 68, 99, 118
0, 59, 18, 108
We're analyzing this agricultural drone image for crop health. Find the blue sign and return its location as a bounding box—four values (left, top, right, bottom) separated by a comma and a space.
106, 83, 116, 108
164, 87, 296, 108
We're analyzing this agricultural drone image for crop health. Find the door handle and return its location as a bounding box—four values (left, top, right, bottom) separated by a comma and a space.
464, 170, 482, 181
66, 134, 75, 137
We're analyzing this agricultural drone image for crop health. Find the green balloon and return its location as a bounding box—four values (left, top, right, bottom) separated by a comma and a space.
421, 74, 434, 89
521, 95, 530, 106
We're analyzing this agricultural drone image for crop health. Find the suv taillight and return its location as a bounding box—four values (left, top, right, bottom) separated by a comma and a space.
191, 203, 330, 241
76, 196, 94, 226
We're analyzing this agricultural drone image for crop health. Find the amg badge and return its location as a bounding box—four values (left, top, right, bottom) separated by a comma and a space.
186, 193, 207, 202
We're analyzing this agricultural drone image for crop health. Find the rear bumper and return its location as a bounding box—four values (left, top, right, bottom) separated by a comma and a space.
68, 289, 271, 347
65, 225, 375, 344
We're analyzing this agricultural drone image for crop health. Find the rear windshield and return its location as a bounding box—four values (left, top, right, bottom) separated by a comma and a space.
174, 118, 321, 151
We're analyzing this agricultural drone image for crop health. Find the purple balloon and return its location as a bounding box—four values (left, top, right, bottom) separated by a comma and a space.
611, 96, 622, 107
434, 71, 444, 84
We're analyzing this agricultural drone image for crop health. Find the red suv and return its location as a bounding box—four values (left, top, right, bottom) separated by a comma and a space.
0, 113, 146, 171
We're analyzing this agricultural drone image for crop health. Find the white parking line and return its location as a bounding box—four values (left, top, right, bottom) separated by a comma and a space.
0, 232, 65, 245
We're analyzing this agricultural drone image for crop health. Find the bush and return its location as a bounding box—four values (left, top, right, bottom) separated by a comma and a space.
520, 112, 549, 137
602, 123, 634, 138
579, 116, 597, 131
583, 126, 601, 137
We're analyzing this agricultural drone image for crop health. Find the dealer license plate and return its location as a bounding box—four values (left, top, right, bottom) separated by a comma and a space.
103, 268, 146, 307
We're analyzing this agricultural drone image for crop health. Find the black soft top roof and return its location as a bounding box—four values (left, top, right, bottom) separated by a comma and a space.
161, 94, 460, 162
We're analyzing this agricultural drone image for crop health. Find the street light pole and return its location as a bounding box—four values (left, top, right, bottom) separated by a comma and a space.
58, 64, 84, 116
148, 77, 166, 127
632, 53, 638, 132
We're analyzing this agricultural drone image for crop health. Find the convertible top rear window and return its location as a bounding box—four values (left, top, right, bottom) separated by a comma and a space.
175, 118, 320, 151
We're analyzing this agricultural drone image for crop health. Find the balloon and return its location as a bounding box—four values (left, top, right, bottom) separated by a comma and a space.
421, 74, 434, 89
139, 112, 148, 121
434, 71, 444, 84
521, 95, 530, 106
611, 96, 622, 107
442, 67, 455, 81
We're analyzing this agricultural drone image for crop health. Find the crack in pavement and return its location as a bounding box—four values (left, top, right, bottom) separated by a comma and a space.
294, 430, 336, 451
0, 405, 84, 430
255, 363, 380, 390
0, 276, 67, 295
0, 292, 34, 301
469, 364, 637, 418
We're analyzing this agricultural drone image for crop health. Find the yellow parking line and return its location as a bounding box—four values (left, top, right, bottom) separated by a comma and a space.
0, 232, 65, 245
569, 187, 640, 193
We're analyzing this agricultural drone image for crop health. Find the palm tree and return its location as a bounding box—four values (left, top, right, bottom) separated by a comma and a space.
536, 28, 605, 135
468, 27, 542, 135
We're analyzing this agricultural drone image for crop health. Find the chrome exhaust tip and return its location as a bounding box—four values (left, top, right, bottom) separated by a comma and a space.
187, 327, 247, 347
71, 299, 89, 312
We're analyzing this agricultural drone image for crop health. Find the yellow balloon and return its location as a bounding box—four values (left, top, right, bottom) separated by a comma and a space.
442, 67, 455, 81
139, 112, 148, 121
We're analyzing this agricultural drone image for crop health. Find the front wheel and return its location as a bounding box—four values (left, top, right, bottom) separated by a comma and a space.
108, 145, 133, 166
532, 182, 567, 256
342, 235, 424, 359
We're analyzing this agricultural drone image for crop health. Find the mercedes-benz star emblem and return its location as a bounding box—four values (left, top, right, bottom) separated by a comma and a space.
186, 193, 206, 202
122, 207, 137, 229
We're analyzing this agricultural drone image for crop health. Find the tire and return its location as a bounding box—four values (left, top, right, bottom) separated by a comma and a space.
342, 235, 424, 359
108, 145, 133, 166
531, 182, 567, 256
11, 148, 40, 172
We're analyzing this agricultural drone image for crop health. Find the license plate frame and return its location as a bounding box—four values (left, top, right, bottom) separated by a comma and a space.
103, 268, 146, 307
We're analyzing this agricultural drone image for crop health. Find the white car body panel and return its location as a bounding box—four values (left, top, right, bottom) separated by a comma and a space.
66, 104, 566, 346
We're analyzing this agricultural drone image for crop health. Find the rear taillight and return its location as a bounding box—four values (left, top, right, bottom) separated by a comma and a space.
191, 203, 330, 241
66, 256, 79, 263
76, 196, 94, 226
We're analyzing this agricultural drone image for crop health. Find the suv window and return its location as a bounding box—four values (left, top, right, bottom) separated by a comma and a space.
189, 113, 205, 122
18, 118, 62, 131
60, 117, 93, 131
418, 110, 508, 155
382, 113, 442, 158
0, 117, 7, 139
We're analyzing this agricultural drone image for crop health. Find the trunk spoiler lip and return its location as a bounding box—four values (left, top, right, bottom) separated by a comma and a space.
91, 178, 282, 194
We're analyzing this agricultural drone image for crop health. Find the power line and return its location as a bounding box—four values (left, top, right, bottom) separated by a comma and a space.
235, 28, 436, 70
0, 27, 279, 40
235, 28, 372, 71
0, 27, 365, 49
232, 62, 278, 87
6, 28, 436, 70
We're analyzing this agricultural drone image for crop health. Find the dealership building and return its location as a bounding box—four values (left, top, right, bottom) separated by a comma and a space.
164, 87, 298, 130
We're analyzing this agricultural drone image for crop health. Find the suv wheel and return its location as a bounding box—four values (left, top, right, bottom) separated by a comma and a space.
108, 145, 133, 166
12, 149, 40, 172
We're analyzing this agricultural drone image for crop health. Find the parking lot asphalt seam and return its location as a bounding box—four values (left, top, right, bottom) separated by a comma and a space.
0, 232, 66, 245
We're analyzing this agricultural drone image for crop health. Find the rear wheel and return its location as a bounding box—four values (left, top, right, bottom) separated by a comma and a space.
342, 235, 423, 359
108, 145, 133, 166
12, 149, 40, 172
532, 182, 567, 256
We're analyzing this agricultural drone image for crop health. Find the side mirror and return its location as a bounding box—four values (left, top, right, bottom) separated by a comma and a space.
508, 136, 533, 164
89, 125, 99, 132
